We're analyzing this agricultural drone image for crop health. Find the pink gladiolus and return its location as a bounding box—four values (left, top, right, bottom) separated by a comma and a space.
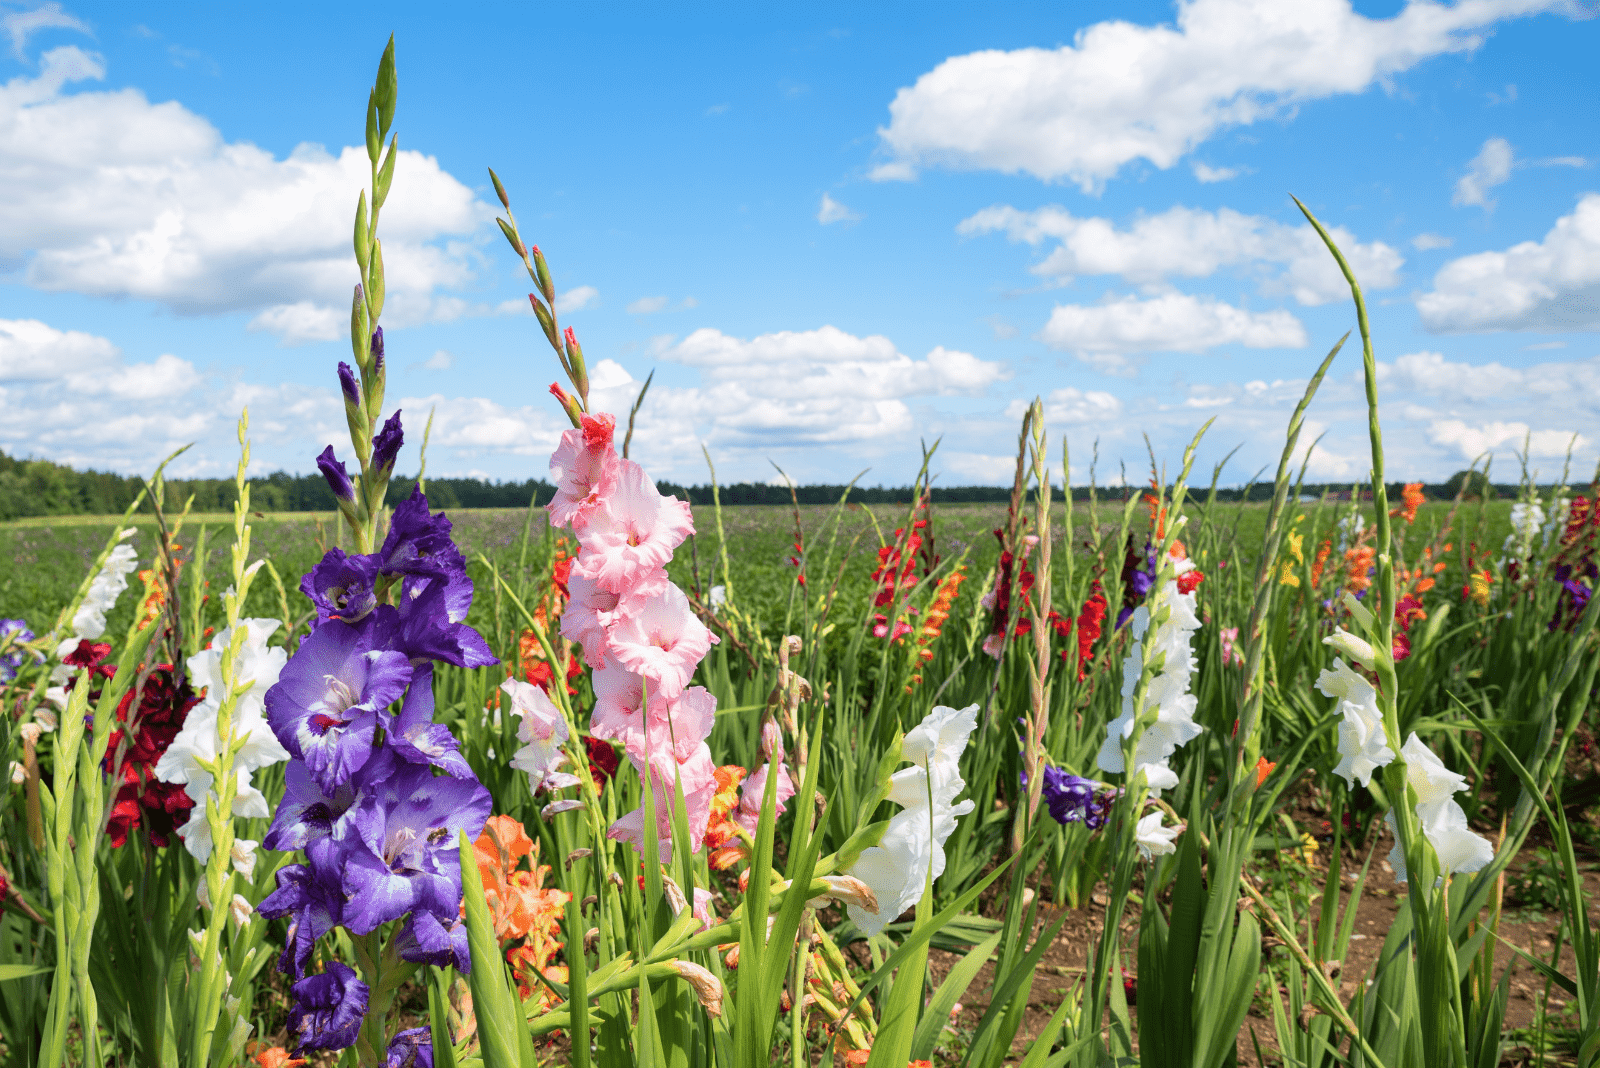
733, 760, 796, 837
548, 414, 621, 529
562, 568, 670, 667
608, 743, 719, 860
573, 461, 695, 593
607, 584, 716, 701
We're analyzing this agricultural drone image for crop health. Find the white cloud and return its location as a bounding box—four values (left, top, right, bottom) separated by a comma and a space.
872, 0, 1564, 190
627, 296, 669, 315
409, 349, 454, 372
817, 193, 861, 225
1427, 419, 1587, 461
638, 326, 1011, 448
392, 393, 564, 455
1453, 136, 1514, 208
1039, 293, 1307, 363
959, 203, 1402, 305
1412, 232, 1453, 250
0, 316, 118, 380
3, 2, 86, 59
555, 286, 599, 313
1006, 387, 1124, 425
0, 47, 490, 340
1191, 162, 1242, 183
1417, 193, 1600, 331
246, 301, 344, 345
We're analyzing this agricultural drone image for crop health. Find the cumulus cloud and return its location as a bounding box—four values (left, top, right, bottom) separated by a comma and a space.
1412, 232, 1453, 250
1453, 136, 1514, 208
817, 193, 861, 224
1427, 419, 1587, 461
555, 286, 600, 313
872, 0, 1564, 190
0, 316, 118, 380
0, 46, 490, 340
1417, 193, 1600, 331
959, 203, 1403, 305
1039, 293, 1307, 366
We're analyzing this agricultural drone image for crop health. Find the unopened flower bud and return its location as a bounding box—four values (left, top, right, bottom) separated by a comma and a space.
19, 723, 41, 746
1342, 592, 1375, 629
673, 960, 724, 1017
1323, 628, 1376, 669
549, 382, 583, 427
34, 710, 57, 732
584, 927, 600, 952
229, 894, 253, 929
338, 361, 361, 409
197, 879, 212, 911
316, 446, 356, 506
371, 410, 404, 478
9, 761, 24, 785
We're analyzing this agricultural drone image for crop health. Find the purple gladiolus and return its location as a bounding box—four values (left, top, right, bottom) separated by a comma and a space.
1, 618, 36, 683
395, 910, 472, 974
378, 488, 468, 580
287, 961, 368, 1052
337, 760, 491, 934
389, 665, 476, 778
317, 445, 357, 503
370, 325, 385, 364
258, 851, 347, 978
300, 549, 381, 626
372, 410, 404, 474
264, 617, 413, 790
385, 1027, 433, 1068
1040, 766, 1100, 826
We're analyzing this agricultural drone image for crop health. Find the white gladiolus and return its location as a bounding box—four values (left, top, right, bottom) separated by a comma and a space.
1317, 658, 1394, 787
71, 542, 139, 640
846, 704, 978, 937
1097, 556, 1203, 796
1385, 733, 1494, 884
1135, 811, 1181, 859
156, 619, 290, 861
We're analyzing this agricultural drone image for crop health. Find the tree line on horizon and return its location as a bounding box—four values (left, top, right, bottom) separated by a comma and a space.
0, 447, 1535, 522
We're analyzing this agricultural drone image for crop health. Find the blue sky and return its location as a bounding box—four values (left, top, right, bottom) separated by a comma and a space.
0, 0, 1596, 490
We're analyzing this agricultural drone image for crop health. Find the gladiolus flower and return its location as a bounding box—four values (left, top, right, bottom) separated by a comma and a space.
1135, 811, 1181, 859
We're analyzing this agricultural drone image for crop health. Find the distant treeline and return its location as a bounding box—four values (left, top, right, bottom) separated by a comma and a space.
0, 448, 1574, 521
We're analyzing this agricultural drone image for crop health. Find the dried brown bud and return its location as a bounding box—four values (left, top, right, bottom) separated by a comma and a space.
819, 875, 879, 915
673, 960, 724, 1017
566, 848, 592, 870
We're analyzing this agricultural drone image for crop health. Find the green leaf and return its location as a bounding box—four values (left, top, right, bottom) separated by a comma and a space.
910, 931, 1001, 1061
456, 832, 522, 1068
0, 964, 49, 982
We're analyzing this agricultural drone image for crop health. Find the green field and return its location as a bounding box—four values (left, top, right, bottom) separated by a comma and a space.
0, 497, 1515, 647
